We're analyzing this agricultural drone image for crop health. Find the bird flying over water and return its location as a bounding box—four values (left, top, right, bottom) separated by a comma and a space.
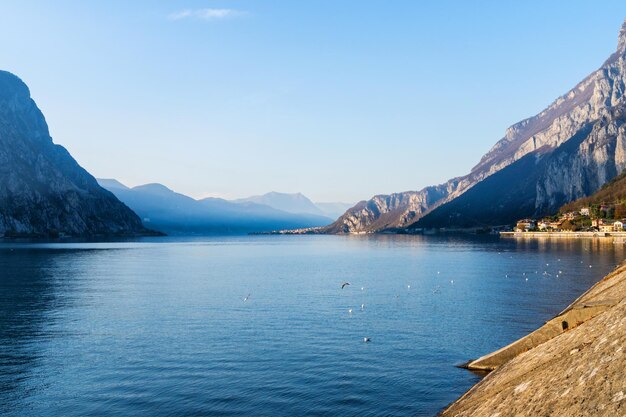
341, 282, 351, 289
243, 293, 251, 302
363, 337, 371, 343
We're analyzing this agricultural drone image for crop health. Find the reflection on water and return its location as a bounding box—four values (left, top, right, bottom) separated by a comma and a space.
0, 235, 623, 416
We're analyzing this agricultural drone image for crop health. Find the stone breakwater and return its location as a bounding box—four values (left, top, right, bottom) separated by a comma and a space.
440, 262, 626, 416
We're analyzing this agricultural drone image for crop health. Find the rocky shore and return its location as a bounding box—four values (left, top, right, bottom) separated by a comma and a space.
440, 262, 626, 416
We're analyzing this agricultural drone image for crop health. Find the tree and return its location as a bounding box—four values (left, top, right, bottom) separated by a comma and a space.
561, 220, 578, 231
590, 204, 602, 219
615, 204, 626, 219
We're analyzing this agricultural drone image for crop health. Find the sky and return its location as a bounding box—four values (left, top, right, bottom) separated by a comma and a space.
1, 1, 626, 203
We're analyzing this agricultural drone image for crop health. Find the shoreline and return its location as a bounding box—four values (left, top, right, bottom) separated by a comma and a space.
500, 231, 626, 239
440, 261, 626, 416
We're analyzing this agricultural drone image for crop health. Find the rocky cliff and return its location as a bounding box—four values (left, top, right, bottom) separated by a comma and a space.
0, 71, 151, 237
326, 19, 626, 233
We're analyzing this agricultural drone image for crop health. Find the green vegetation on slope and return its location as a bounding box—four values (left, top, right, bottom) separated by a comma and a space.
560, 169, 626, 219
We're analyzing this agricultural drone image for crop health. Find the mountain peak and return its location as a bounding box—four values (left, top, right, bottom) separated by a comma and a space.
97, 178, 129, 190
618, 19, 626, 53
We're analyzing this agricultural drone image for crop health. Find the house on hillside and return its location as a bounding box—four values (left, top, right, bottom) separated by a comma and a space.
580, 207, 590, 216
562, 211, 578, 220
538, 220, 561, 231
613, 221, 624, 231
600, 224, 614, 232
592, 218, 605, 228
515, 219, 536, 232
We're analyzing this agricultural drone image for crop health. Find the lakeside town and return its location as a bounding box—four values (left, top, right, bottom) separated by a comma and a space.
511, 203, 626, 234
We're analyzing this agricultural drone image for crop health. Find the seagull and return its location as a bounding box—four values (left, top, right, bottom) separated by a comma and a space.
361, 304, 365, 311
363, 337, 371, 343
341, 282, 351, 289
407, 285, 411, 289
348, 308, 353, 314
243, 293, 251, 302
525, 278, 529, 282
361, 287, 364, 291
450, 280, 454, 284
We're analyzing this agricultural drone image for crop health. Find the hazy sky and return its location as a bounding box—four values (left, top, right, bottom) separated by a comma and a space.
1, 1, 625, 202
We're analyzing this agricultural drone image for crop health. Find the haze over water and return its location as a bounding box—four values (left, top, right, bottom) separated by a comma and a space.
0, 235, 623, 416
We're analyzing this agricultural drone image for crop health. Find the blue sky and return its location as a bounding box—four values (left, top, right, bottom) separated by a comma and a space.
1, 1, 625, 202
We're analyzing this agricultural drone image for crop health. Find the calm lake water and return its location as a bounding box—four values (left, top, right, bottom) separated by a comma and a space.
0, 235, 624, 416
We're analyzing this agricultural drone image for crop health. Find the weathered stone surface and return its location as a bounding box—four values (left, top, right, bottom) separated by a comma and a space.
327, 20, 626, 233
440, 264, 626, 417
0, 71, 150, 237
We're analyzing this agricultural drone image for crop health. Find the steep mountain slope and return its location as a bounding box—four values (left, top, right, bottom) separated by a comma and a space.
559, 168, 626, 213
234, 192, 326, 217
326, 20, 626, 233
0, 71, 150, 238
99, 180, 333, 234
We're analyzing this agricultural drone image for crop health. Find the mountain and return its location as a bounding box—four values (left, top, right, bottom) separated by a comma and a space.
314, 202, 355, 220
98, 180, 334, 234
97, 178, 130, 191
326, 19, 626, 233
559, 169, 626, 214
235, 192, 353, 220
234, 192, 326, 216
0, 71, 151, 238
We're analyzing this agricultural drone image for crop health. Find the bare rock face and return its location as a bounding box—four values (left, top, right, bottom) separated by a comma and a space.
0, 71, 150, 237
327, 19, 626, 233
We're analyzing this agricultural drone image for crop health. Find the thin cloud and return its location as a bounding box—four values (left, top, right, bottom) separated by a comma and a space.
168, 8, 246, 21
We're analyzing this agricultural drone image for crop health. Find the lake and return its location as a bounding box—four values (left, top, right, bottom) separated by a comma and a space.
0, 235, 623, 416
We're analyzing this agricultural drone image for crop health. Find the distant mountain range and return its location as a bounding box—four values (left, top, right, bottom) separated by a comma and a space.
0, 71, 152, 238
233, 191, 353, 219
0, 67, 342, 238
97, 180, 337, 234
234, 192, 325, 216
324, 19, 626, 233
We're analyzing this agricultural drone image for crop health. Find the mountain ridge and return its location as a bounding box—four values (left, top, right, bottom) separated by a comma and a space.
97, 180, 334, 234
234, 191, 326, 217
324, 19, 626, 233
0, 71, 153, 238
